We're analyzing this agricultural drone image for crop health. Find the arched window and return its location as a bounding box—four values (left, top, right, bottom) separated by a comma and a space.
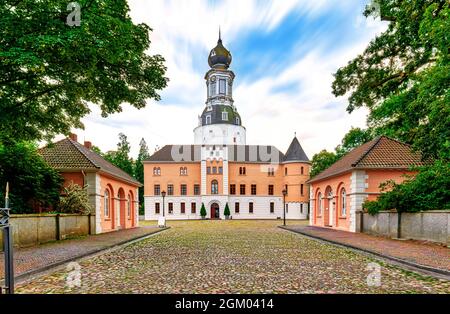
104, 189, 110, 217
157, 167, 161, 175
317, 192, 322, 216
206, 115, 211, 125
180, 167, 187, 176
301, 166, 304, 175
341, 189, 347, 217
235, 117, 240, 125
154, 167, 161, 176
211, 180, 219, 195
127, 194, 131, 218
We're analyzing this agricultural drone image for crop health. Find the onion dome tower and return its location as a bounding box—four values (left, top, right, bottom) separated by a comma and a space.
194, 30, 246, 145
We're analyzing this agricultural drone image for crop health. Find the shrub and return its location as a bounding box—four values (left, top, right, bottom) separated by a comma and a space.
200, 203, 207, 217
224, 203, 230, 216
58, 183, 92, 215
363, 161, 450, 214
0, 141, 63, 213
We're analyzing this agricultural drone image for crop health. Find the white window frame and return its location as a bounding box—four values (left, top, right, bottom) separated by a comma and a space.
104, 189, 110, 217
222, 111, 228, 121
341, 189, 347, 217
127, 194, 131, 218
318, 192, 322, 216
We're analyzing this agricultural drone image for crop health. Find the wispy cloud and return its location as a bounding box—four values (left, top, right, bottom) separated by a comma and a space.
70, 0, 387, 158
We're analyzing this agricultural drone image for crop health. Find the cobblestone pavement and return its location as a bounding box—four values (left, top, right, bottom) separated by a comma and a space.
16, 220, 450, 294
283, 225, 450, 272
0, 225, 163, 280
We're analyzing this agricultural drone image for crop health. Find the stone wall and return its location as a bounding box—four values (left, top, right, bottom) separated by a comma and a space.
0, 214, 96, 250
356, 210, 450, 245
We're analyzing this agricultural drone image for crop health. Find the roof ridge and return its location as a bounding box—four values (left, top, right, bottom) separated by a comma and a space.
351, 136, 383, 167
67, 138, 100, 169
72, 139, 139, 182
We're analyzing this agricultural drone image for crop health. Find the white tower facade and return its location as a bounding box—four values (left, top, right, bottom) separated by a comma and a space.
193, 34, 246, 145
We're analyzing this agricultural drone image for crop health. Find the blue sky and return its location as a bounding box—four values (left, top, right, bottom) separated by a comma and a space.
74, 0, 386, 158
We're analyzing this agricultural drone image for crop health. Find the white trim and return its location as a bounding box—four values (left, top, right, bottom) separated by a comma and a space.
350, 170, 367, 232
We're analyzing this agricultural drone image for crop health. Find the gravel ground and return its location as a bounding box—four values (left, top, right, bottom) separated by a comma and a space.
16, 220, 450, 294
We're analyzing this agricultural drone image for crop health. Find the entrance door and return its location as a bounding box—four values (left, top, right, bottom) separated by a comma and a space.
210, 203, 220, 219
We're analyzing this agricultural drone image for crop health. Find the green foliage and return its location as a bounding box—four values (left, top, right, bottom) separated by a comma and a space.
58, 183, 92, 214
0, 142, 63, 213
335, 127, 374, 158
311, 128, 374, 177
363, 161, 450, 214
135, 138, 150, 215
103, 133, 135, 176
200, 203, 207, 217
310, 150, 338, 178
0, 0, 168, 143
332, 0, 450, 161
224, 203, 230, 216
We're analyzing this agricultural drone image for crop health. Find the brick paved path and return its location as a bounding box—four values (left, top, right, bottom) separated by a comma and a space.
0, 225, 164, 280
15, 220, 450, 294
283, 225, 450, 272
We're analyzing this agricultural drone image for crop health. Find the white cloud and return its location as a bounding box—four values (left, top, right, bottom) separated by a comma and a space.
71, 0, 387, 159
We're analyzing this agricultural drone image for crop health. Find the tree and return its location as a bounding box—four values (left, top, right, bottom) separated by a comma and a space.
104, 133, 134, 176
58, 183, 92, 215
310, 150, 338, 178
335, 127, 373, 158
200, 203, 207, 218
224, 203, 230, 217
0, 142, 63, 213
0, 0, 167, 144
332, 0, 449, 161
134, 138, 151, 214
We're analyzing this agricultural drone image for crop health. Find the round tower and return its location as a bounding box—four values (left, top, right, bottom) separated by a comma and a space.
194, 32, 246, 145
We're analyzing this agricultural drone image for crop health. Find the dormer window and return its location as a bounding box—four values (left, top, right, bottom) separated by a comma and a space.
206, 115, 211, 125
222, 111, 228, 121
235, 117, 240, 125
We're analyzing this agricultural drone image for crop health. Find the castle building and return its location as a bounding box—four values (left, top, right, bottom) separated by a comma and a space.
143, 34, 311, 220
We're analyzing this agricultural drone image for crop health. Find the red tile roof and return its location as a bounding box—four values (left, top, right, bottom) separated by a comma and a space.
307, 136, 428, 183
39, 138, 141, 186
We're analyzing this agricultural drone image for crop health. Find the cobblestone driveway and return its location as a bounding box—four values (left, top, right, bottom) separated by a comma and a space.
16, 220, 450, 294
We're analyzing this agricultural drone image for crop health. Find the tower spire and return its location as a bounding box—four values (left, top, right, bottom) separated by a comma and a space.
218, 26, 222, 43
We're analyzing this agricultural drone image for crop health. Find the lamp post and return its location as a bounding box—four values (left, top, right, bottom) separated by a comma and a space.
1, 182, 14, 294
161, 191, 166, 217
282, 188, 287, 226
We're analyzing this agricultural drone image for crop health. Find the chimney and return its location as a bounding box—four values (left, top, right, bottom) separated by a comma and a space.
69, 133, 78, 142
84, 141, 92, 150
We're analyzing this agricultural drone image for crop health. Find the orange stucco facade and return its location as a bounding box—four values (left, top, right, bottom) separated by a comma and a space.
144, 157, 311, 220
61, 172, 85, 188
309, 169, 417, 232
98, 173, 139, 233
